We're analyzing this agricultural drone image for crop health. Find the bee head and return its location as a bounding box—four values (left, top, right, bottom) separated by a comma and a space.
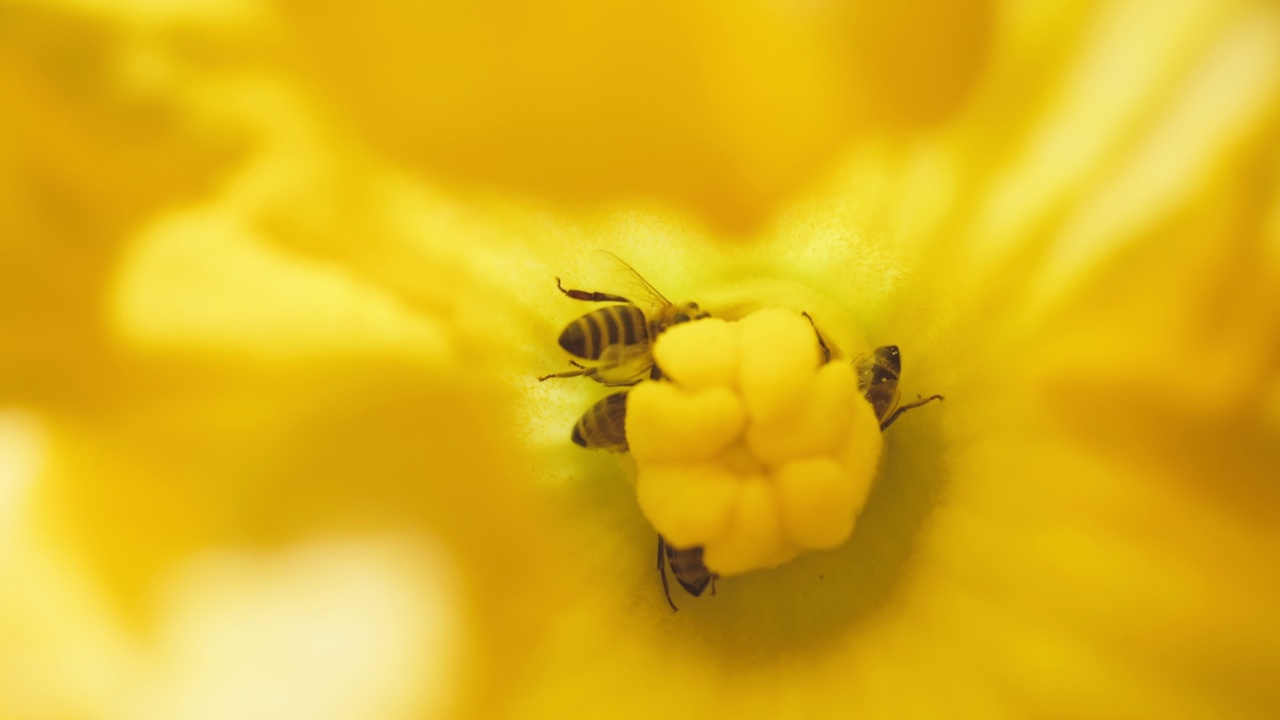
874, 345, 901, 375
671, 302, 711, 325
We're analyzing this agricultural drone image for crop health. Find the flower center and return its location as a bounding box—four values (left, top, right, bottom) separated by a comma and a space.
626, 309, 884, 576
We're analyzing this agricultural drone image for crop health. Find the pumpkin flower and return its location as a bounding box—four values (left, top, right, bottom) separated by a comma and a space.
3, 0, 1280, 719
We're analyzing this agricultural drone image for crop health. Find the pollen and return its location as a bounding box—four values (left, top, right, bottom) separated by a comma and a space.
626, 308, 884, 576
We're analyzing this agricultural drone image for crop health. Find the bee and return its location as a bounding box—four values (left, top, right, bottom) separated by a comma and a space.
804, 313, 943, 430
570, 390, 630, 452
658, 536, 716, 612
854, 345, 943, 431
538, 259, 715, 611
539, 254, 710, 386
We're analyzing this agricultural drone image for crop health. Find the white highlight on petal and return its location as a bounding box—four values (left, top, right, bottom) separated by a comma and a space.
121, 535, 464, 720
0, 413, 140, 720
0, 408, 44, 535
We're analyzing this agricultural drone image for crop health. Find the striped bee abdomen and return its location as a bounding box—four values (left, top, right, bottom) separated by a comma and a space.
571, 391, 630, 452
558, 304, 649, 360
666, 543, 713, 597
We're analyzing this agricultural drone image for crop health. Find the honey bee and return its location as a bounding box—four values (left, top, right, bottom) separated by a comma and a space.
804, 313, 943, 430
539, 254, 710, 386
570, 390, 630, 452
854, 345, 944, 430
658, 536, 716, 612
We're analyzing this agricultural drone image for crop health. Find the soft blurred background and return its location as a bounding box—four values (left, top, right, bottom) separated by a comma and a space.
3, 0, 1279, 718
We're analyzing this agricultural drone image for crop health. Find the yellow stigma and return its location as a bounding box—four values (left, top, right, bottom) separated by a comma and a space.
627, 309, 883, 576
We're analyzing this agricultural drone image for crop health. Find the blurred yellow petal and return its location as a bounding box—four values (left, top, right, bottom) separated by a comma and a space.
0, 3, 244, 408
277, 0, 992, 232
112, 213, 453, 363
4, 0, 1280, 718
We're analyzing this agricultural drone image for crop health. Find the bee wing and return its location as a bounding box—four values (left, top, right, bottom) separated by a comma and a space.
591, 341, 654, 386
593, 390, 631, 449
597, 251, 674, 311
852, 352, 873, 392
573, 390, 631, 452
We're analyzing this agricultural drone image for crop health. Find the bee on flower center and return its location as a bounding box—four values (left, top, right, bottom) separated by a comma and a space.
658, 537, 715, 613
541, 254, 717, 612
853, 345, 944, 430
805, 312, 944, 431
539, 253, 710, 387
570, 390, 630, 452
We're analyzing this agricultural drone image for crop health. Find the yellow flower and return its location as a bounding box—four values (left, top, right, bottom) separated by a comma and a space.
3, 0, 1280, 719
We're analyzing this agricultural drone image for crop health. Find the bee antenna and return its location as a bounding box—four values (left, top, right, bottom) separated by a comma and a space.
657, 536, 679, 612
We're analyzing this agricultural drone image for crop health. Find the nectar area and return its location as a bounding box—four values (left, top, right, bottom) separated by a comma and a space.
626, 309, 883, 576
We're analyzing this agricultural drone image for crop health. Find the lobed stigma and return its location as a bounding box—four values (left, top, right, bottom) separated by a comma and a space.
626, 309, 884, 576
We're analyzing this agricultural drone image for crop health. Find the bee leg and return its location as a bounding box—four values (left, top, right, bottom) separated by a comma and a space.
880, 394, 944, 431
537, 360, 598, 382
801, 312, 831, 364
556, 277, 632, 304
710, 574, 718, 596
658, 536, 679, 612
